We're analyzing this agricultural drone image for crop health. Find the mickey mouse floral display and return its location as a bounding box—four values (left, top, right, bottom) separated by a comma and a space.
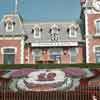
9, 69, 73, 91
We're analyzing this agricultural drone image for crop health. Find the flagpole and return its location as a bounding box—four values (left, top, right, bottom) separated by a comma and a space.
15, 0, 18, 14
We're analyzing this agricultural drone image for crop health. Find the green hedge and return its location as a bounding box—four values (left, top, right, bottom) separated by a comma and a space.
0, 64, 100, 69
36, 64, 100, 69
0, 64, 34, 69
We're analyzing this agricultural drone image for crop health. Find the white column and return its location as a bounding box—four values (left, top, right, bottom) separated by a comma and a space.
21, 36, 24, 64
28, 47, 30, 64
85, 12, 89, 63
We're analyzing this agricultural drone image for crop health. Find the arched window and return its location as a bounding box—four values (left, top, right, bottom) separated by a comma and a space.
69, 25, 77, 38
32, 25, 42, 38
4, 20, 15, 32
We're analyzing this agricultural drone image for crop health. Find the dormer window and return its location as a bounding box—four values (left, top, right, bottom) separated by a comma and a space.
50, 24, 60, 41
32, 26, 42, 39
69, 26, 77, 38
5, 20, 15, 32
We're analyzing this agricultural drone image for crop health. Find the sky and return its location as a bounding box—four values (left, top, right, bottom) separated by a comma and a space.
0, 0, 81, 21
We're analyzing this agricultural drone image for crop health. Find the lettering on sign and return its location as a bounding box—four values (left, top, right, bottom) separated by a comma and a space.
31, 42, 78, 47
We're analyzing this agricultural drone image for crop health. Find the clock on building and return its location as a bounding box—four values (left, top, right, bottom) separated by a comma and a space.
93, 0, 100, 11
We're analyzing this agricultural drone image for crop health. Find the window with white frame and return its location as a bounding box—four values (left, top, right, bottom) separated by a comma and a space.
33, 26, 41, 39
95, 46, 100, 63
96, 21, 100, 35
5, 21, 14, 32
2, 48, 16, 64
69, 26, 77, 38
70, 48, 77, 64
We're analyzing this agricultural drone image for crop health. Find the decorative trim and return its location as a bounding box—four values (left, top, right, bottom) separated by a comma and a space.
31, 42, 78, 47
84, 9, 100, 14
0, 37, 22, 40
1, 47, 17, 54
51, 24, 58, 29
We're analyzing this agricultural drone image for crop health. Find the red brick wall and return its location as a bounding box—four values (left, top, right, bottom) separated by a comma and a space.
87, 14, 100, 35
77, 47, 83, 63
0, 39, 21, 64
87, 14, 100, 63
24, 47, 33, 64
88, 39, 100, 63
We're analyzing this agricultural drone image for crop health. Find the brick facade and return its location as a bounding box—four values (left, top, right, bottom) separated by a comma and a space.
0, 39, 21, 64
86, 14, 100, 63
